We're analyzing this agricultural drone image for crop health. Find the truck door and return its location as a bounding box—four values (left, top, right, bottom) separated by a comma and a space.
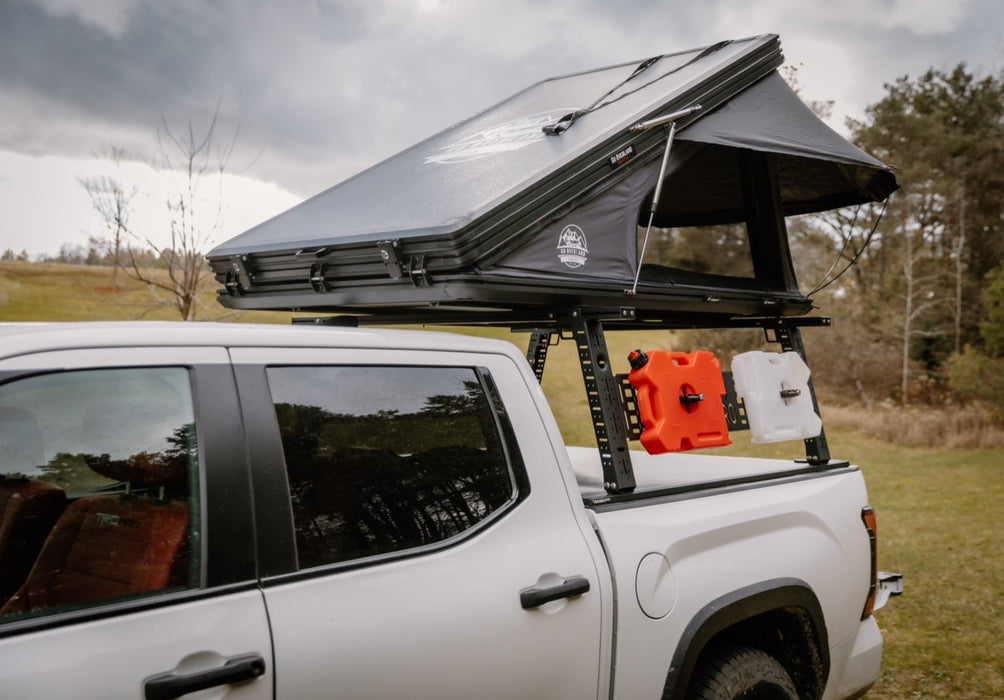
231, 347, 605, 700
0, 347, 271, 699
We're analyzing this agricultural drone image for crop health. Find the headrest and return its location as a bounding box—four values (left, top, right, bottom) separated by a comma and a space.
0, 407, 44, 475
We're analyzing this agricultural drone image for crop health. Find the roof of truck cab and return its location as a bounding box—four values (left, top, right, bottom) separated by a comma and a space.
0, 322, 524, 361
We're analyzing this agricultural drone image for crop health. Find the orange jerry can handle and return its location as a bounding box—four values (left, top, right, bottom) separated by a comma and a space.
627, 349, 732, 454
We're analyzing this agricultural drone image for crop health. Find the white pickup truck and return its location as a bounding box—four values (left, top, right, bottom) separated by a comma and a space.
0, 321, 899, 699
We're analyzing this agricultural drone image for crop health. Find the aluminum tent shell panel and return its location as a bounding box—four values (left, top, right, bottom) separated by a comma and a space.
211, 36, 782, 259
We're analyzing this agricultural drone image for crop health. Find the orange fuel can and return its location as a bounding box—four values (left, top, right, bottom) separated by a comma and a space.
627, 349, 732, 454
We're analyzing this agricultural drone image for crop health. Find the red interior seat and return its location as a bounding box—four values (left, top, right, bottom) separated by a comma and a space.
0, 496, 189, 615
0, 407, 67, 604
0, 404, 191, 617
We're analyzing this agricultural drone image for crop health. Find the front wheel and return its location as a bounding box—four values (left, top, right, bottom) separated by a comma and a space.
687, 646, 798, 700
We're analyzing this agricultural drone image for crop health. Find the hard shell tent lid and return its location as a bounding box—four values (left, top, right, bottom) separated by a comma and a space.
208, 34, 897, 324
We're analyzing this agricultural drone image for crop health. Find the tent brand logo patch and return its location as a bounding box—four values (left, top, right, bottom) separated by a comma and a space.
557, 225, 588, 269
609, 144, 635, 169
425, 110, 577, 164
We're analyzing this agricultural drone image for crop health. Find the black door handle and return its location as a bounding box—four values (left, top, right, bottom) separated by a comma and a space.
144, 653, 266, 700
520, 575, 591, 609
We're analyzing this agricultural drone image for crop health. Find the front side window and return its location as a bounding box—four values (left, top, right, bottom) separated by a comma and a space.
267, 366, 520, 569
0, 368, 200, 622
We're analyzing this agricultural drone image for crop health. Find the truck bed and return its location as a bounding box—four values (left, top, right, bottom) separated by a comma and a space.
567, 446, 856, 507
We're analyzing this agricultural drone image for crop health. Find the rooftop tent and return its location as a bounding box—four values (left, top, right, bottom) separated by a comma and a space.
208, 34, 897, 325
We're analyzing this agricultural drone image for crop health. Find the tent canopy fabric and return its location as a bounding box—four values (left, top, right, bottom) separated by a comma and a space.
666, 71, 897, 223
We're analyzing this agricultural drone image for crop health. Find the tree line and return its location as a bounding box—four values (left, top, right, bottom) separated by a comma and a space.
5, 238, 167, 268
810, 65, 1003, 413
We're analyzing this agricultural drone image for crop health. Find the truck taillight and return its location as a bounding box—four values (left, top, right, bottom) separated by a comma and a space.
861, 506, 878, 619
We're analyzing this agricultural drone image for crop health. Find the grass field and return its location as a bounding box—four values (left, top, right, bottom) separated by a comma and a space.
0, 260, 287, 323
841, 434, 1004, 698
2, 260, 1002, 698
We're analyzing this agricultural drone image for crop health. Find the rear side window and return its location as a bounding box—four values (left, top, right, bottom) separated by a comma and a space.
0, 368, 200, 622
266, 366, 521, 569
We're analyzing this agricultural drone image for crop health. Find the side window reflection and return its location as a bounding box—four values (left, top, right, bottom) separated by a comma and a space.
0, 368, 200, 621
267, 366, 520, 569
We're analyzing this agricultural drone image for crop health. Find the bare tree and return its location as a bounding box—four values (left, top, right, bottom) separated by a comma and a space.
953, 184, 966, 354
79, 147, 137, 288
82, 105, 243, 320
124, 106, 239, 321
897, 227, 948, 400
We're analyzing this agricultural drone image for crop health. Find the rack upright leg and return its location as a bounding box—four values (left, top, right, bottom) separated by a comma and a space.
768, 323, 831, 465
570, 313, 636, 493
526, 330, 554, 384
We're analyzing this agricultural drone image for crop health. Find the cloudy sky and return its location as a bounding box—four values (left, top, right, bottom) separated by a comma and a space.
1, 0, 1001, 257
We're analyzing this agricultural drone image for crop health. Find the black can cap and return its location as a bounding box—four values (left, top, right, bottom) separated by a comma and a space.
628, 349, 649, 370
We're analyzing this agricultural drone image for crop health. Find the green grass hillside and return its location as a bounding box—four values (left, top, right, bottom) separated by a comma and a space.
0, 260, 287, 323
2, 260, 1001, 698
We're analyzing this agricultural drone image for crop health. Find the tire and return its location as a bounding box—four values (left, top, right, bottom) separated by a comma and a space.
687, 646, 798, 700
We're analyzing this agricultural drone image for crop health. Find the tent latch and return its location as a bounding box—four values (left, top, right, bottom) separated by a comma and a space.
225, 255, 253, 295
377, 240, 404, 279
407, 256, 430, 287
377, 240, 430, 286
309, 263, 329, 292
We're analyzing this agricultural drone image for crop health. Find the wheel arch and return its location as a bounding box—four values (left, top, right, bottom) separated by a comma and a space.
663, 578, 829, 700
